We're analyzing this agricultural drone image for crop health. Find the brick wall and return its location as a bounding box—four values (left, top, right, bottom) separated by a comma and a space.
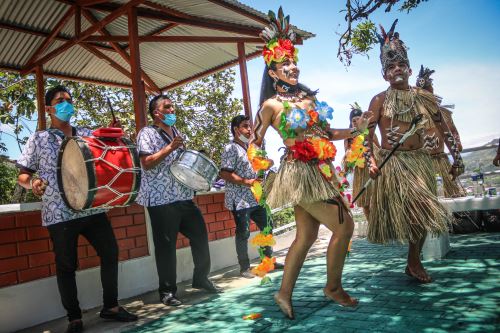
0, 192, 257, 289
0, 204, 148, 288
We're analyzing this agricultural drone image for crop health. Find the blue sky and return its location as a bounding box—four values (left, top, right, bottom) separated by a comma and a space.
234, 0, 500, 165
2, 0, 499, 164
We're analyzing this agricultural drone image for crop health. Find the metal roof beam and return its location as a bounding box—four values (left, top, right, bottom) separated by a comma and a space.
84, 35, 263, 43
82, 8, 160, 93
21, 5, 76, 70
0, 22, 115, 52
20, 0, 146, 75
161, 49, 261, 91
205, 0, 269, 25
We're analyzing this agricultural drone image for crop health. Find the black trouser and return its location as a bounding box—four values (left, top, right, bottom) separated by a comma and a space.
232, 205, 273, 271
147, 200, 211, 296
47, 213, 119, 322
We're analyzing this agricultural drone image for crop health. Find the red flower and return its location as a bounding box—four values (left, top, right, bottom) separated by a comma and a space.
262, 47, 273, 64
290, 140, 318, 162
278, 39, 295, 55
273, 46, 286, 61
307, 110, 319, 126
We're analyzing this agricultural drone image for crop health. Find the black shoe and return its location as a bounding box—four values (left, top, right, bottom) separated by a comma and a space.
192, 279, 223, 293
99, 306, 138, 322
240, 269, 256, 279
273, 262, 285, 270
66, 320, 83, 333
160, 293, 182, 306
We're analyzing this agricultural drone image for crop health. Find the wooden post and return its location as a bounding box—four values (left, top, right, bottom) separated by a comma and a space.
35, 66, 46, 131
128, 5, 146, 131
237, 42, 252, 123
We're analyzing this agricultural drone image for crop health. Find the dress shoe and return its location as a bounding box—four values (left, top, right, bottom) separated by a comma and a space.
66, 320, 83, 333
240, 269, 256, 279
99, 306, 138, 322
192, 279, 223, 293
273, 262, 285, 270
160, 293, 182, 306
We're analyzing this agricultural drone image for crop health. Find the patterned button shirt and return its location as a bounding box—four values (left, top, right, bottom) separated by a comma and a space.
220, 141, 258, 211
17, 128, 107, 227
136, 126, 194, 207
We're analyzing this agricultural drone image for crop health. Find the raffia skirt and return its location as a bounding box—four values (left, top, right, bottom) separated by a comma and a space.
368, 148, 450, 244
265, 158, 346, 210
350, 146, 379, 208
431, 153, 466, 198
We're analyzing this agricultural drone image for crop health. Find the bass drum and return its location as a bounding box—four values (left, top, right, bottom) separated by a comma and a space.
169, 150, 218, 191
57, 129, 141, 210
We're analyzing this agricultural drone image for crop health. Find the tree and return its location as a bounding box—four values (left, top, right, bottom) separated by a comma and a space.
337, 0, 429, 66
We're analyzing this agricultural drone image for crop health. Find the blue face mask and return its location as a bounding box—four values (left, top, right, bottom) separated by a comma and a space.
162, 113, 176, 126
54, 101, 74, 122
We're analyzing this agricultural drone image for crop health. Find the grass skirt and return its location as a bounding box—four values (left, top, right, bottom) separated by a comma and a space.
353, 166, 371, 208
431, 153, 466, 198
368, 148, 449, 244
265, 159, 343, 209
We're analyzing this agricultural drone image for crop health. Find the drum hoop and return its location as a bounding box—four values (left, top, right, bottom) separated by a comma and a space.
121, 137, 141, 205
57, 137, 97, 211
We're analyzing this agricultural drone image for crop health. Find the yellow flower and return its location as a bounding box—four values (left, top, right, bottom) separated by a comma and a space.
250, 233, 276, 247
251, 256, 276, 277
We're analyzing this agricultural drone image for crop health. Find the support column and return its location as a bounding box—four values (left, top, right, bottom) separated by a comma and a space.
128, 5, 146, 131
35, 66, 46, 131
237, 42, 252, 123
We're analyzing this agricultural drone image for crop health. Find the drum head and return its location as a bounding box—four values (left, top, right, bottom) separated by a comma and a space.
170, 163, 209, 191
60, 140, 89, 210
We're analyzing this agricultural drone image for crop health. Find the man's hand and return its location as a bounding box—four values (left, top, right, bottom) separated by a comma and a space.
108, 118, 121, 128
493, 153, 500, 167
449, 164, 464, 180
356, 111, 373, 132
243, 178, 257, 187
168, 136, 184, 151
369, 161, 381, 179
31, 178, 48, 196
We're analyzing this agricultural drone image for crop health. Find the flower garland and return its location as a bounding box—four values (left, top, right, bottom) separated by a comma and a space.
247, 144, 276, 284
345, 129, 370, 172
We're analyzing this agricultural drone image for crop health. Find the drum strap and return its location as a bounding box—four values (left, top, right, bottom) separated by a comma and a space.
153, 125, 179, 145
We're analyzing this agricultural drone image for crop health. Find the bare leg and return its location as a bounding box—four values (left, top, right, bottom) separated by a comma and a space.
303, 201, 358, 307
275, 205, 319, 319
406, 232, 432, 283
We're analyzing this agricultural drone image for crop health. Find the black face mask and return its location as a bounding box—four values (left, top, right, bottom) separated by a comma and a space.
276, 79, 298, 93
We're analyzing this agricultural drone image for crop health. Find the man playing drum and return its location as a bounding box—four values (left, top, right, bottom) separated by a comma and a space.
17, 86, 138, 333
136, 95, 222, 307
220, 115, 284, 278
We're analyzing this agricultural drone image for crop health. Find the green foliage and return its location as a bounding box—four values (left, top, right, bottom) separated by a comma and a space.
271, 206, 295, 229
0, 159, 18, 204
350, 20, 378, 54
400, 0, 429, 13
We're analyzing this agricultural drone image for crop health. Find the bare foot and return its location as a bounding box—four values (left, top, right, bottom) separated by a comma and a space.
323, 287, 359, 307
405, 265, 432, 283
274, 293, 294, 319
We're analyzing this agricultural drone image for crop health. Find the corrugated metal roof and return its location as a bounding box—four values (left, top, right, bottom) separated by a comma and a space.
0, 0, 314, 90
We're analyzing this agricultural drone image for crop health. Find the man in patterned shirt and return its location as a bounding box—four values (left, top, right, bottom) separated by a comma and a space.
136, 95, 222, 307
220, 115, 284, 278
17, 86, 137, 333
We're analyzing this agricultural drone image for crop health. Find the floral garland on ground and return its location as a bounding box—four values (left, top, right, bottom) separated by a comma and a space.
247, 144, 276, 284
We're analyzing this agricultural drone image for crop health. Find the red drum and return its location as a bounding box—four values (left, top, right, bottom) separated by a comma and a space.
57, 128, 141, 211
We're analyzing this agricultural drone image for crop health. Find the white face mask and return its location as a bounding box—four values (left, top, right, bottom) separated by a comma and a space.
238, 133, 249, 143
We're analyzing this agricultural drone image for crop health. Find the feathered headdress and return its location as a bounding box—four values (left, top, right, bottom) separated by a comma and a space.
349, 102, 363, 123
260, 7, 298, 66
376, 19, 409, 73
416, 65, 435, 89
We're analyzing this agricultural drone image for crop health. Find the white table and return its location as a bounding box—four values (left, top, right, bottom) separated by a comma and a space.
422, 195, 500, 260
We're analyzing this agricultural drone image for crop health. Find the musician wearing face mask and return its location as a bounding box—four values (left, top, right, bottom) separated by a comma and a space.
16, 86, 137, 333
136, 95, 222, 308
219, 115, 284, 278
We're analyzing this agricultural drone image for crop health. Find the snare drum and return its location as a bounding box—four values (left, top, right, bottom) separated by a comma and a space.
169, 150, 218, 191
57, 128, 141, 210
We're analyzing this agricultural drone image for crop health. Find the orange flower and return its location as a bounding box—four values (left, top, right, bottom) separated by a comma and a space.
251, 256, 275, 277
250, 233, 276, 247
251, 156, 272, 172
307, 110, 319, 126
310, 138, 337, 160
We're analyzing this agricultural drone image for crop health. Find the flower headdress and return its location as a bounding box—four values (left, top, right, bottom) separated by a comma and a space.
260, 7, 299, 66
376, 19, 409, 74
416, 65, 435, 89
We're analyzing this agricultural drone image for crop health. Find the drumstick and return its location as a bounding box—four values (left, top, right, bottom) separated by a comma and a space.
106, 97, 117, 125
